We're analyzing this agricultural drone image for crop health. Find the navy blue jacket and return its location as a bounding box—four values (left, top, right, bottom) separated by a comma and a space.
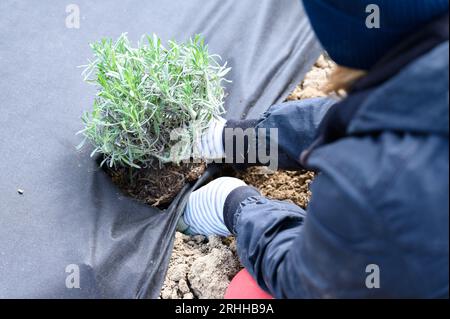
224, 17, 449, 298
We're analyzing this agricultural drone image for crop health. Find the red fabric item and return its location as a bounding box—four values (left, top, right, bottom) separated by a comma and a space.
225, 269, 273, 299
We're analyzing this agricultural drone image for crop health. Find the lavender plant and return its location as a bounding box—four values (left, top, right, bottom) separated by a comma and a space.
78, 34, 229, 168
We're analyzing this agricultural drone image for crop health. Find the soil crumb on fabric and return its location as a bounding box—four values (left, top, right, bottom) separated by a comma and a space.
160, 233, 240, 299
107, 162, 205, 206
161, 54, 335, 299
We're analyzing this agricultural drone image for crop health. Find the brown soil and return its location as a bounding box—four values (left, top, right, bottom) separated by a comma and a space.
160, 234, 240, 299
160, 55, 335, 299
107, 162, 205, 206
287, 54, 336, 100
237, 167, 315, 209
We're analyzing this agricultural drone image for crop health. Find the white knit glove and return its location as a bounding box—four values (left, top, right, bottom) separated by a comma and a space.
194, 117, 226, 160
183, 177, 247, 236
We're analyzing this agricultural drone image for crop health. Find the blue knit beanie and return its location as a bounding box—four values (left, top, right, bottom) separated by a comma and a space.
302, 0, 449, 69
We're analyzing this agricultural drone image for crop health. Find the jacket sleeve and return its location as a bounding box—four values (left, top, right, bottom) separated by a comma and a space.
224, 97, 336, 170
226, 160, 390, 298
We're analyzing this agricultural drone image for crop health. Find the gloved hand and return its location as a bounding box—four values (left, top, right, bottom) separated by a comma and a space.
181, 177, 247, 236
194, 116, 226, 160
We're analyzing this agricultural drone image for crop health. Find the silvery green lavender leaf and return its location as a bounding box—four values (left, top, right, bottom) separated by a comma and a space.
79, 33, 230, 168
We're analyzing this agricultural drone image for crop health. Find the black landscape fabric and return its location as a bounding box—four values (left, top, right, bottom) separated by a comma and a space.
0, 0, 320, 298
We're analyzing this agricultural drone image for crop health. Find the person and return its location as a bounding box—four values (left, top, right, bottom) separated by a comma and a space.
180, 0, 449, 298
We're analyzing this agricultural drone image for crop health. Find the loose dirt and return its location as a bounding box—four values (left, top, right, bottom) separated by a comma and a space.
160, 55, 336, 299
237, 167, 315, 209
160, 234, 240, 299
